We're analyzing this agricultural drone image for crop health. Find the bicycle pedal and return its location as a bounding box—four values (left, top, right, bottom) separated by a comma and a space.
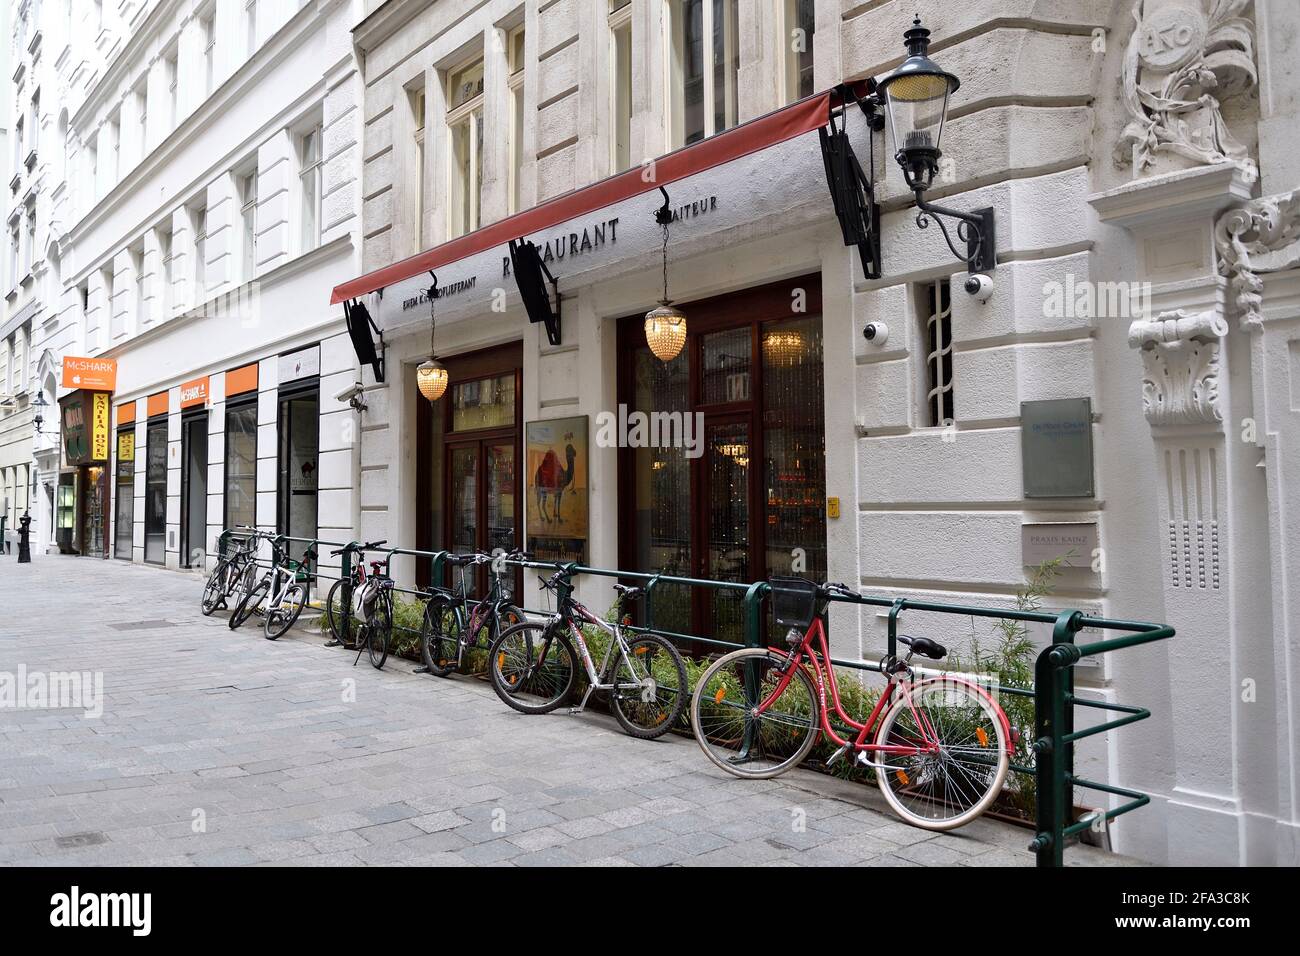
324, 639, 341, 648
412, 665, 430, 674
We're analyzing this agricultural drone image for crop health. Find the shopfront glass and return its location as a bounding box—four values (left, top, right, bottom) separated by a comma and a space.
144, 420, 167, 564
621, 278, 826, 645
277, 386, 319, 559
114, 429, 135, 559
181, 413, 207, 567
84, 466, 107, 557
224, 400, 257, 531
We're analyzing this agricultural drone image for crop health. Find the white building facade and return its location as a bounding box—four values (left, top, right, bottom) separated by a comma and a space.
331, 0, 1300, 867
38, 0, 363, 566
23, 0, 1300, 868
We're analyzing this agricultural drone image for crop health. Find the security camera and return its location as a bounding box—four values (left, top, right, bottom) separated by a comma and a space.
335, 382, 366, 411
862, 322, 889, 346
963, 273, 994, 303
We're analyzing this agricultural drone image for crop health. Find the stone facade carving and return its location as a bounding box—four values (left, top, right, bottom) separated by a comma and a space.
1215, 189, 1300, 329
1115, 0, 1258, 179
1128, 309, 1228, 425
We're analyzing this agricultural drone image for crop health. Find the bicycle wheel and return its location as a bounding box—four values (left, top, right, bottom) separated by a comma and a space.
691, 647, 820, 779
265, 583, 307, 641
487, 621, 577, 715
609, 634, 688, 740
366, 594, 391, 669
420, 598, 460, 677
325, 580, 354, 645
201, 560, 229, 615
873, 678, 1009, 831
229, 576, 270, 630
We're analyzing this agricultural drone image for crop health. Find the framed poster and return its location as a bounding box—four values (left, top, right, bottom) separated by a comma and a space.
526, 416, 588, 563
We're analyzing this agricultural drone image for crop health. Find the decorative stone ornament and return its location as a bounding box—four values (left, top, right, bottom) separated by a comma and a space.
1214, 189, 1300, 330
1128, 309, 1228, 425
1115, 0, 1258, 179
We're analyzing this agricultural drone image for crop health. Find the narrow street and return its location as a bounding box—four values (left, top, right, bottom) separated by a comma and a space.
0, 556, 1135, 867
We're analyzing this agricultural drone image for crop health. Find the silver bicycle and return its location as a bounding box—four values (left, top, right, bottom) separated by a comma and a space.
486, 570, 688, 740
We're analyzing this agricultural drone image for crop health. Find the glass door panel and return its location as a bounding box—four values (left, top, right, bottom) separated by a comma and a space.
704, 419, 750, 645
449, 444, 479, 558
85, 466, 107, 557
761, 315, 826, 582
631, 346, 692, 635
486, 441, 517, 599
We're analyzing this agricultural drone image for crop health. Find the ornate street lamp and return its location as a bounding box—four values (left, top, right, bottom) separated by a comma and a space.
876, 16, 995, 273
644, 188, 687, 362
416, 274, 449, 402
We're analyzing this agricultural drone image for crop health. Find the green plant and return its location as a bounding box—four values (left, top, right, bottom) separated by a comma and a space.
945, 555, 1067, 819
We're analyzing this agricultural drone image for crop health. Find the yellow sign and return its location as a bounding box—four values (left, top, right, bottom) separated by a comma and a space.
91, 393, 111, 462
826, 496, 840, 520
117, 431, 135, 461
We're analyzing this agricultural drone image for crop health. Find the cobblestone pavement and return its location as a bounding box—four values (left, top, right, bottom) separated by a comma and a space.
0, 556, 1139, 867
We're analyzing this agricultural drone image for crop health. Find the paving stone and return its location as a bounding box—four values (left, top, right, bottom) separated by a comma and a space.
0, 557, 1133, 869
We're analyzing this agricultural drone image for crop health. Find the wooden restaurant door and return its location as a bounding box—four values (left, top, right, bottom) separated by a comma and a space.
417, 342, 523, 598
618, 275, 828, 647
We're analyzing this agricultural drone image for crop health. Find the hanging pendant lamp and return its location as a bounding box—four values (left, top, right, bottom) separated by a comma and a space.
644, 189, 686, 362
417, 275, 449, 402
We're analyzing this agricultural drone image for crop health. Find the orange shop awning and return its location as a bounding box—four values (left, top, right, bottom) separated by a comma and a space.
328, 83, 865, 305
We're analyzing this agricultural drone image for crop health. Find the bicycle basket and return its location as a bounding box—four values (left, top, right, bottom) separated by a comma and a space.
769, 577, 819, 630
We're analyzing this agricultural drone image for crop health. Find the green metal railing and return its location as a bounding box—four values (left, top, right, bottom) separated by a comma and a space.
211, 529, 1174, 866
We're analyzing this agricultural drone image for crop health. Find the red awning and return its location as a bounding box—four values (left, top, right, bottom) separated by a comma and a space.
329, 83, 863, 305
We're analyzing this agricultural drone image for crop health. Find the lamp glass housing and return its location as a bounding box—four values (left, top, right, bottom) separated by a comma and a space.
879, 19, 960, 191
416, 359, 449, 402
644, 302, 687, 362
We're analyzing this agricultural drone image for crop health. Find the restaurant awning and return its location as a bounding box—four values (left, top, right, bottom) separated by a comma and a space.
328, 83, 867, 306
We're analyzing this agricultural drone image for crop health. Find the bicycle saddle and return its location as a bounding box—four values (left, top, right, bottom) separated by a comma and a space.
899, 635, 947, 660
612, 583, 644, 602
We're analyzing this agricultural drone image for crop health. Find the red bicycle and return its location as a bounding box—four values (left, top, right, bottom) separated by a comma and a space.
690, 578, 1011, 831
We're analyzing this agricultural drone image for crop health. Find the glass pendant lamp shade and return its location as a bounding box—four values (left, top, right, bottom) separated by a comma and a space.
879, 18, 960, 191
644, 302, 687, 362
417, 357, 448, 402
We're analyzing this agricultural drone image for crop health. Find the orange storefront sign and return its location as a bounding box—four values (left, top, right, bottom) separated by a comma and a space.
180, 376, 210, 408
226, 363, 259, 397
147, 391, 170, 418
62, 356, 118, 391
116, 400, 138, 427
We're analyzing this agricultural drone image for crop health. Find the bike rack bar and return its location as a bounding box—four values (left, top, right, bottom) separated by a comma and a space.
211, 528, 1176, 866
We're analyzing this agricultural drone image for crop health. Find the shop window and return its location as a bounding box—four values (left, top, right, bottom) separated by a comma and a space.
144, 418, 167, 564
785, 0, 816, 101
668, 0, 738, 149
224, 399, 257, 531
919, 279, 954, 428
446, 53, 484, 238
619, 277, 826, 646
452, 373, 516, 432
507, 24, 526, 214
609, 0, 633, 172
114, 428, 135, 559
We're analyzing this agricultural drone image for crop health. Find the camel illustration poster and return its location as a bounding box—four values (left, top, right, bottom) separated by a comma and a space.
526, 416, 589, 563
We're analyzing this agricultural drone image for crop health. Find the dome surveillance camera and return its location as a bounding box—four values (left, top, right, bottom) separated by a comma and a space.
862, 322, 889, 346
963, 274, 994, 303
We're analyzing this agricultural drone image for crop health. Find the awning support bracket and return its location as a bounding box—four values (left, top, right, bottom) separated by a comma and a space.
820, 81, 883, 280
509, 238, 562, 347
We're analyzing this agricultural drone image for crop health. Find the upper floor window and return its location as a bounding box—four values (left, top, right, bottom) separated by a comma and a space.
200, 9, 216, 97
409, 83, 426, 247
507, 25, 526, 214
446, 54, 484, 238
669, 0, 738, 148
29, 91, 40, 155
609, 0, 632, 172
298, 126, 322, 252
240, 169, 258, 281
245, 0, 258, 59
192, 203, 209, 299
134, 79, 148, 159
164, 47, 179, 130
108, 109, 121, 183
157, 223, 174, 318
785, 0, 816, 101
